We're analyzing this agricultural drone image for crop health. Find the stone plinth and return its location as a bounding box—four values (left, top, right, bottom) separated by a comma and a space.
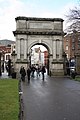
51, 60, 64, 76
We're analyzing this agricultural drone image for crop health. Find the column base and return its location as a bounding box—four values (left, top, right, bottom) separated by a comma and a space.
51, 59, 64, 76
51, 69, 64, 76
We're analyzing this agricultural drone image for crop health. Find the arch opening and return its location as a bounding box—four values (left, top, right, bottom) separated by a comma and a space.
28, 43, 50, 75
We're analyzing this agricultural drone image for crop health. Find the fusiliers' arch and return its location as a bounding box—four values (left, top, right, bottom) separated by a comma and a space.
13, 16, 64, 76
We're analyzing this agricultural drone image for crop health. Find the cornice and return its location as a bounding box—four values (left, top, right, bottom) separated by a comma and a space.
13, 30, 64, 36
15, 16, 64, 22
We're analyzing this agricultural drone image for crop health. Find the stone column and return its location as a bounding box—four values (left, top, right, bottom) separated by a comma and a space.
53, 40, 56, 59
17, 39, 20, 59
59, 40, 63, 59
56, 39, 60, 59
24, 39, 27, 60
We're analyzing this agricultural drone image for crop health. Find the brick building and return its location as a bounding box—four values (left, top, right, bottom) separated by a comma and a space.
44, 51, 48, 66
63, 31, 80, 60
0, 41, 15, 73
0, 45, 11, 62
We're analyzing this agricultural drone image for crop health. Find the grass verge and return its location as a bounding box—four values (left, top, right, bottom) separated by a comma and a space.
0, 79, 19, 120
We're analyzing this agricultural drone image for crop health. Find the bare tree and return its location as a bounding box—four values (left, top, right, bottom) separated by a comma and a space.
65, 2, 80, 32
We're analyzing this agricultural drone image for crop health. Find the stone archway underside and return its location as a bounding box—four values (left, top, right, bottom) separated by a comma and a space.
13, 16, 64, 76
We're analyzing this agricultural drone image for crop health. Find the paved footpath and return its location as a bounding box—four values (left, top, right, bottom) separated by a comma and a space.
21, 75, 80, 120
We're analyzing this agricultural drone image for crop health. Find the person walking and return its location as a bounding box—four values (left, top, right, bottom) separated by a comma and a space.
27, 66, 31, 83
20, 66, 26, 82
36, 65, 40, 77
7, 59, 11, 76
2, 63, 4, 72
31, 65, 36, 78
41, 65, 46, 81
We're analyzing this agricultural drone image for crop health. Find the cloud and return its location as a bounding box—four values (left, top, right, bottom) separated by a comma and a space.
61, 2, 76, 30
0, 0, 26, 40
0, 0, 78, 40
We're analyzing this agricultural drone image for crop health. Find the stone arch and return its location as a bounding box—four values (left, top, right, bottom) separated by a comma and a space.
13, 16, 64, 76
28, 41, 52, 54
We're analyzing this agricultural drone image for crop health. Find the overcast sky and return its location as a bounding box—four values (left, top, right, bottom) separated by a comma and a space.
0, 0, 78, 41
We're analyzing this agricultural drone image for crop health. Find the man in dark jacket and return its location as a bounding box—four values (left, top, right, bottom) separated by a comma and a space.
20, 66, 26, 82
27, 66, 31, 83
41, 66, 46, 81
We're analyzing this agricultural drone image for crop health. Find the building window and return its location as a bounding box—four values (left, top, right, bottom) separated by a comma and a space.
78, 36, 80, 41
78, 39, 80, 49
6, 55, 10, 60
66, 45, 68, 50
72, 38, 75, 42
66, 39, 68, 42
72, 43, 75, 49
78, 43, 80, 49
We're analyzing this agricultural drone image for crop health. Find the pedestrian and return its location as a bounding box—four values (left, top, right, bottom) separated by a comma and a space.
2, 63, 4, 72
41, 65, 46, 81
27, 66, 31, 83
7, 59, 11, 76
36, 65, 41, 77
6, 65, 8, 72
20, 66, 26, 82
31, 64, 36, 78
